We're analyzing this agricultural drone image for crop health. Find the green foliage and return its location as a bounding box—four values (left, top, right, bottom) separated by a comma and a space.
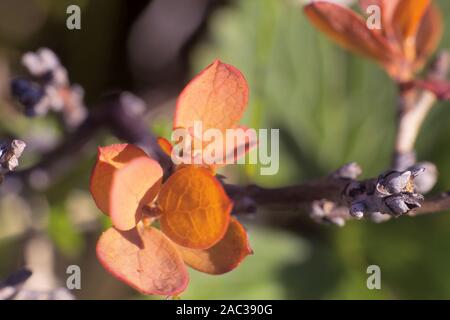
176, 226, 308, 300
48, 205, 84, 259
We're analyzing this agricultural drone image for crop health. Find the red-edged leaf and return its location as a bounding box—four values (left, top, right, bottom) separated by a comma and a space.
204, 126, 259, 168
178, 217, 253, 275
157, 137, 173, 157
304, 2, 395, 64
109, 157, 163, 231
414, 3, 443, 70
97, 226, 189, 296
90, 144, 149, 215
393, 0, 431, 41
174, 60, 249, 134
158, 166, 232, 250
359, 0, 401, 38
393, 0, 431, 62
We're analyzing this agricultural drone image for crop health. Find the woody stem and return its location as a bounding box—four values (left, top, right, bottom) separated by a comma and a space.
393, 88, 436, 170
393, 51, 450, 170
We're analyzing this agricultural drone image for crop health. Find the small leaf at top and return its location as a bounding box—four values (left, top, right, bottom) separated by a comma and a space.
359, 0, 400, 39
393, 0, 431, 61
173, 60, 249, 134
304, 2, 395, 65
414, 3, 443, 71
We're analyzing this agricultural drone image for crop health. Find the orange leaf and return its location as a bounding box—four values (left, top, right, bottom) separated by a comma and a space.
359, 0, 400, 20
110, 157, 163, 230
304, 2, 395, 64
173, 60, 249, 134
359, 0, 401, 39
393, 0, 431, 40
157, 137, 173, 157
393, 0, 431, 61
207, 126, 259, 169
90, 144, 149, 215
414, 3, 443, 70
178, 217, 252, 275
97, 226, 189, 296
158, 166, 232, 250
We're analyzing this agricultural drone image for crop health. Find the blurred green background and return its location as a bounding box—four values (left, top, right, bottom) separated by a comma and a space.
1, 0, 450, 299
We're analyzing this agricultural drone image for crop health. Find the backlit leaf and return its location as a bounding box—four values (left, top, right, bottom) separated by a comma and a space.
90, 144, 149, 215
393, 0, 431, 61
206, 126, 259, 169
158, 166, 232, 250
157, 137, 173, 157
110, 157, 163, 230
96, 226, 189, 295
178, 217, 253, 275
414, 3, 443, 70
359, 0, 401, 38
304, 2, 395, 65
174, 60, 249, 134
393, 0, 430, 40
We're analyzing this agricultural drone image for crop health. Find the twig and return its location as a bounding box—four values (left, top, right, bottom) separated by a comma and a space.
8, 48, 450, 228
412, 191, 450, 216
13, 92, 173, 185
394, 51, 450, 170
11, 89, 450, 225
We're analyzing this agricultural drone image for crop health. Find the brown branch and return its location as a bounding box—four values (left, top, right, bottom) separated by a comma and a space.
227, 179, 450, 219
13, 92, 173, 185
7, 43, 450, 229
412, 191, 450, 216
224, 179, 345, 214
11, 89, 450, 225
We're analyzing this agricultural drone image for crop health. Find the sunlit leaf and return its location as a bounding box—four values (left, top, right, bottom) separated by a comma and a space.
359, 0, 401, 38
304, 2, 395, 65
207, 126, 259, 169
90, 144, 149, 215
393, 0, 430, 40
174, 60, 249, 134
157, 137, 173, 157
109, 157, 163, 231
414, 3, 443, 70
97, 226, 189, 295
393, 0, 431, 61
178, 217, 253, 275
158, 166, 232, 250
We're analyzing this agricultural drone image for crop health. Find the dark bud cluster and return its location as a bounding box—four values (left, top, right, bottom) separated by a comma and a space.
10, 48, 87, 128
11, 78, 45, 116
